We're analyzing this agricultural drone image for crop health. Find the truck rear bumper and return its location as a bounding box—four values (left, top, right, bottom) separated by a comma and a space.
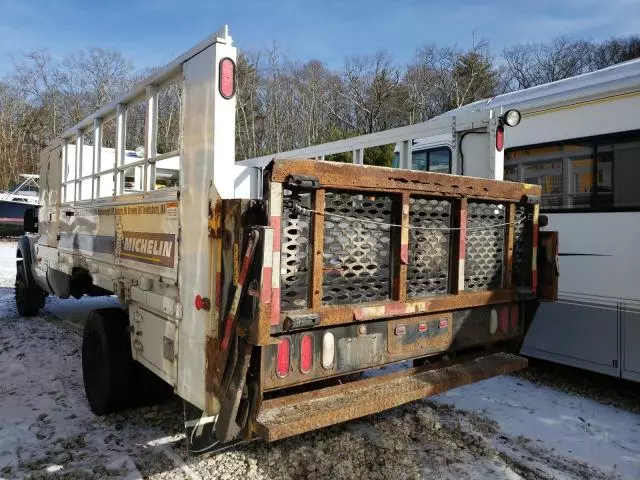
255, 352, 527, 442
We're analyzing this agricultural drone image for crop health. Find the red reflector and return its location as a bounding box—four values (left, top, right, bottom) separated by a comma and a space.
439, 319, 448, 329
276, 338, 290, 378
219, 57, 236, 99
499, 306, 509, 333
194, 294, 202, 310
496, 126, 504, 152
300, 335, 313, 374
418, 323, 428, 333
511, 304, 519, 330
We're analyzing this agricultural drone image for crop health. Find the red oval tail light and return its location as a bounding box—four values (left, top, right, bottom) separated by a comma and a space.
300, 335, 313, 374
276, 337, 290, 378
219, 57, 236, 99
496, 125, 504, 152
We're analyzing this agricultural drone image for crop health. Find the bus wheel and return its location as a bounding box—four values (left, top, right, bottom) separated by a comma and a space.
15, 262, 44, 317
82, 308, 132, 415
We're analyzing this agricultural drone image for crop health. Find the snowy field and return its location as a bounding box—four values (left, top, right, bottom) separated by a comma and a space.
1, 241, 640, 479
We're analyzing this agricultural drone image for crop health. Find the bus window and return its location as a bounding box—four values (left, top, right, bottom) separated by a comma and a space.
506, 132, 640, 211
412, 151, 428, 171
411, 147, 451, 173
428, 148, 451, 173
596, 140, 640, 208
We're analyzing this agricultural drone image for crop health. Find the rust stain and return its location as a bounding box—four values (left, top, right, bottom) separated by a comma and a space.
255, 352, 528, 441
276, 289, 515, 329
208, 200, 223, 238
233, 242, 239, 286
311, 189, 325, 309
270, 160, 541, 202
205, 334, 218, 394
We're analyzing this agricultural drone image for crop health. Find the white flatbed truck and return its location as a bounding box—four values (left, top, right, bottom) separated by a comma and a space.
16, 26, 558, 453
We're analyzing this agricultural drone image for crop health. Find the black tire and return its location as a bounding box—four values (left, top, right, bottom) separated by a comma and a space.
130, 362, 174, 407
82, 308, 133, 415
15, 262, 45, 317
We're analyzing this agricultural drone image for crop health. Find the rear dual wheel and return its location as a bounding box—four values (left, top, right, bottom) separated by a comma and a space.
82, 308, 172, 415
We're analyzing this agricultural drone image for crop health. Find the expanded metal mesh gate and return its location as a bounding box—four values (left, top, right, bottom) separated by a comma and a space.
281, 189, 312, 311
322, 192, 393, 305
464, 201, 507, 291
407, 197, 452, 298
277, 181, 535, 313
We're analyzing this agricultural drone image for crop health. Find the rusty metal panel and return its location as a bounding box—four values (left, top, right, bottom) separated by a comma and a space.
270, 160, 542, 203
387, 313, 453, 356
337, 333, 384, 370
311, 190, 325, 308
261, 304, 524, 391
503, 204, 516, 289
407, 197, 452, 298
255, 352, 528, 442
322, 191, 393, 305
393, 193, 409, 302
464, 201, 506, 291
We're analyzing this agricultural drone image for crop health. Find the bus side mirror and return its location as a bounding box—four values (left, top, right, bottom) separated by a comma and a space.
24, 208, 38, 234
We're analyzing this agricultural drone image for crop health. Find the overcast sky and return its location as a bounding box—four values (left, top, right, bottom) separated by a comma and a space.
0, 0, 639, 75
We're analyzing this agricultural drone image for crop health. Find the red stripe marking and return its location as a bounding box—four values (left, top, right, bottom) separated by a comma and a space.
215, 271, 222, 310
499, 306, 509, 333
0, 218, 22, 224
271, 216, 281, 251
385, 303, 407, 316
531, 270, 538, 295
459, 209, 467, 260
270, 287, 281, 325
353, 308, 364, 321
261, 266, 272, 303
400, 243, 408, 265
532, 223, 539, 249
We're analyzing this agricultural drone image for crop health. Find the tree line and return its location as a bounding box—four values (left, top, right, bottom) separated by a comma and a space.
0, 35, 638, 189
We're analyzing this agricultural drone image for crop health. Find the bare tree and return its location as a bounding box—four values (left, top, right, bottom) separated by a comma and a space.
339, 51, 402, 134
502, 37, 594, 91
404, 39, 497, 121
592, 36, 640, 69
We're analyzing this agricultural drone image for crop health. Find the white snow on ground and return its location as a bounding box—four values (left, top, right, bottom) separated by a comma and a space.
1, 242, 640, 479
0, 289, 145, 479
0, 241, 17, 287
434, 376, 640, 479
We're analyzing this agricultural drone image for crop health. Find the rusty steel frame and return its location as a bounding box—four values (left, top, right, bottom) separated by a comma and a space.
270, 160, 541, 203
255, 352, 528, 441
256, 160, 541, 338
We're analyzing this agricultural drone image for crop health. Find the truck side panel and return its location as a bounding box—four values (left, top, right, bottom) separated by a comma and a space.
177, 35, 238, 413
